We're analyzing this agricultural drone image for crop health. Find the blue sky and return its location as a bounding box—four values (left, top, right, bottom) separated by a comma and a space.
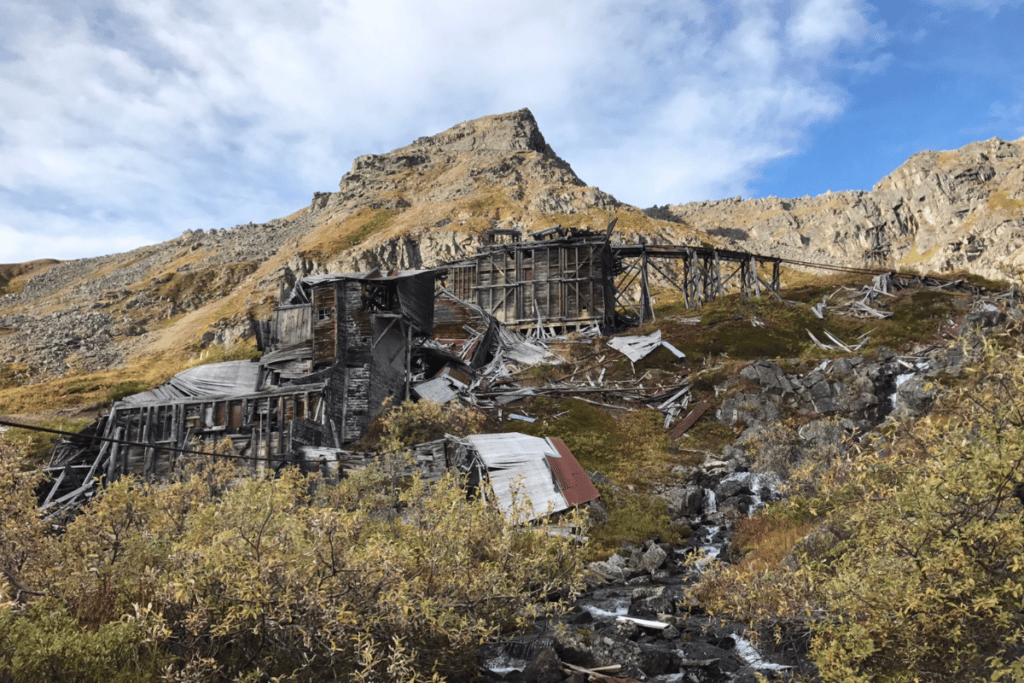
1, 0, 1021, 264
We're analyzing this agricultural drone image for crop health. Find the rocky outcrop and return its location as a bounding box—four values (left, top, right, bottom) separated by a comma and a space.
651, 136, 1024, 280
2, 109, 1021, 387
0, 109, 629, 383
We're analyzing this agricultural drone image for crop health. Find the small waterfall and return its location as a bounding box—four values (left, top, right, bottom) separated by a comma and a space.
702, 488, 717, 514
734, 636, 793, 673
892, 361, 930, 413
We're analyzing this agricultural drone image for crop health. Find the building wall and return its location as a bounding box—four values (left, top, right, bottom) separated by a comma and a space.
455, 240, 612, 330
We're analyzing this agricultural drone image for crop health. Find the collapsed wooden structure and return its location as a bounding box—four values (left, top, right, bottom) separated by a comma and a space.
39, 228, 784, 516
42, 269, 441, 513
406, 432, 600, 522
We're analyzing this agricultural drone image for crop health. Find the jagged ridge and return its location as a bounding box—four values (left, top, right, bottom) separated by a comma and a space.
649, 136, 1024, 280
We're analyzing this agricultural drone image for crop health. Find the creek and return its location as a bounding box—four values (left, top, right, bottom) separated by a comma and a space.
482, 472, 800, 682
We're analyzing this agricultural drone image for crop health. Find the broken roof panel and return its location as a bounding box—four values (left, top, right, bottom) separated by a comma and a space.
465, 433, 599, 521
412, 376, 461, 404
546, 437, 601, 507
607, 330, 685, 363
119, 360, 262, 406
467, 433, 569, 519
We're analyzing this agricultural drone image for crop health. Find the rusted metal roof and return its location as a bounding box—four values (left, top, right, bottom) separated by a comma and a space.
464, 433, 599, 521
467, 433, 568, 519
545, 437, 600, 507
670, 400, 711, 440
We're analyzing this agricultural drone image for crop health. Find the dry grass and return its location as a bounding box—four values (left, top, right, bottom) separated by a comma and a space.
989, 189, 1024, 213
897, 242, 941, 267
0, 337, 260, 418
300, 207, 404, 258
0, 260, 60, 296
545, 206, 678, 237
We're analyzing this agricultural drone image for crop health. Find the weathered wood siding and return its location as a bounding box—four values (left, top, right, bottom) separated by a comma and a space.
312, 285, 337, 366
273, 305, 312, 348
456, 239, 611, 330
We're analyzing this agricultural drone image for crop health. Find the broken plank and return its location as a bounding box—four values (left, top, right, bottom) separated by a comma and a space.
670, 400, 710, 440
617, 615, 670, 630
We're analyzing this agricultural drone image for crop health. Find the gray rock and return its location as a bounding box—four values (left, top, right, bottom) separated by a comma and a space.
659, 485, 704, 518
520, 647, 564, 683
555, 629, 644, 672
896, 375, 938, 416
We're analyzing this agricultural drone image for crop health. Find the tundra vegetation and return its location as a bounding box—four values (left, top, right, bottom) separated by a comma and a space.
693, 337, 1024, 682
3, 272, 1021, 681
0, 405, 585, 683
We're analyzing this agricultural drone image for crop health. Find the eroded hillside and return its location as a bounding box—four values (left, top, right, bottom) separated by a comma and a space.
1, 110, 1022, 421
650, 136, 1024, 279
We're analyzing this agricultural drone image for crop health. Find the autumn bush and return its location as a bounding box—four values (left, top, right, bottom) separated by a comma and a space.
693, 338, 1024, 682
0, 424, 585, 682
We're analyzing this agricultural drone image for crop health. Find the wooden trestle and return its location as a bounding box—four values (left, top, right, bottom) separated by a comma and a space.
610, 244, 782, 325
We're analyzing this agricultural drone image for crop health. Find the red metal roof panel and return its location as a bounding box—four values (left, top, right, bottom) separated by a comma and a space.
545, 437, 600, 507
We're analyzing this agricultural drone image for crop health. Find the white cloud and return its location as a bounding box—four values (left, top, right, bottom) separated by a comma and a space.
0, 0, 887, 263
788, 0, 882, 52
924, 0, 1022, 14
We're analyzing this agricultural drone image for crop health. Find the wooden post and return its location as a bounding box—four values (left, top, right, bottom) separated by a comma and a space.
713, 251, 724, 298
404, 320, 413, 400
108, 424, 122, 482
276, 396, 285, 460
640, 248, 653, 322
340, 370, 350, 444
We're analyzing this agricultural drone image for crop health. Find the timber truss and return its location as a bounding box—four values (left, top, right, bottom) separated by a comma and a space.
609, 244, 782, 326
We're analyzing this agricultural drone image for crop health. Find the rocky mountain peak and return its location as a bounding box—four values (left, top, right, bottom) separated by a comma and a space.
406, 107, 557, 156
652, 135, 1024, 280
324, 108, 588, 216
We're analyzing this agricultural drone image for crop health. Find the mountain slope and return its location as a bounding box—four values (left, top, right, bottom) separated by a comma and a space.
1, 110, 1022, 405
0, 109, 679, 391
650, 136, 1024, 280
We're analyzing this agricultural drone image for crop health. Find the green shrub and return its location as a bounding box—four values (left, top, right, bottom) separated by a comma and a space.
587, 485, 686, 559
0, 444, 584, 683
0, 602, 166, 683
694, 340, 1024, 682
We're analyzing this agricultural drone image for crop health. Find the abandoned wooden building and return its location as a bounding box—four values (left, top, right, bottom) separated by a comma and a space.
446, 226, 621, 334
41, 268, 448, 513
444, 224, 784, 335
39, 228, 782, 515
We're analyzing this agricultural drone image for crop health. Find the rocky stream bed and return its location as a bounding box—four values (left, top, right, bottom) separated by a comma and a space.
478, 299, 1019, 682
481, 469, 794, 683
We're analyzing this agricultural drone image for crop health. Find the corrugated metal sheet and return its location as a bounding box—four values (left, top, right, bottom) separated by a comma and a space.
119, 361, 261, 406
545, 437, 601, 507
607, 330, 685, 363
467, 433, 568, 519
412, 377, 459, 404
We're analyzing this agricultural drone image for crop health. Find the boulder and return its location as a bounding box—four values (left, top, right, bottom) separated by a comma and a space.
555, 629, 645, 673
520, 647, 564, 683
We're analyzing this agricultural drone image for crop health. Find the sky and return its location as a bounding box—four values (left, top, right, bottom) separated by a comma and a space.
1, 0, 1022, 264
